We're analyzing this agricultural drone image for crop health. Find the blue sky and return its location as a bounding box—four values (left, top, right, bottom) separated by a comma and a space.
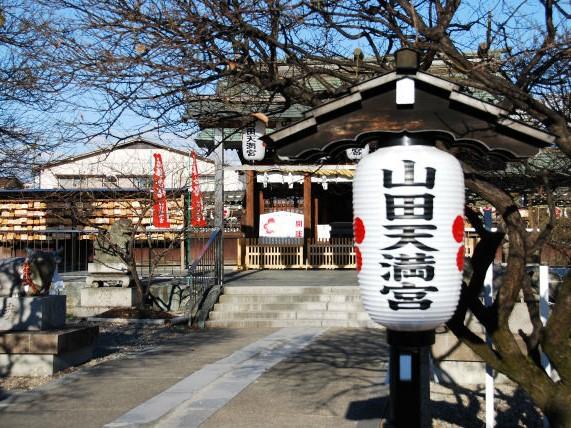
13, 0, 568, 169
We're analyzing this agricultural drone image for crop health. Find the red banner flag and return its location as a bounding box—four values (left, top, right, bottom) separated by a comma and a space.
191, 151, 207, 227
152, 153, 170, 228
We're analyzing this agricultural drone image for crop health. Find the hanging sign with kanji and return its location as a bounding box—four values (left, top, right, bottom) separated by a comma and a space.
191, 151, 207, 227
242, 120, 266, 161
259, 211, 304, 240
152, 153, 170, 228
346, 144, 370, 160
353, 144, 465, 331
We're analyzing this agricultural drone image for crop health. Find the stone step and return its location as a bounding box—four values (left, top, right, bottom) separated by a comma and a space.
213, 301, 365, 312
208, 310, 372, 321
218, 294, 362, 304
206, 319, 380, 329
222, 286, 360, 295
210, 284, 371, 329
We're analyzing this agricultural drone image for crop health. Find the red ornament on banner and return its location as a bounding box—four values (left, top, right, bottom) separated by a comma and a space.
191, 151, 207, 227
152, 153, 170, 228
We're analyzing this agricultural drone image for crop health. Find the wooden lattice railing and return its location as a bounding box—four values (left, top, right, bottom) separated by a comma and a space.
241, 237, 355, 269
243, 238, 305, 269
307, 238, 355, 269
240, 234, 480, 270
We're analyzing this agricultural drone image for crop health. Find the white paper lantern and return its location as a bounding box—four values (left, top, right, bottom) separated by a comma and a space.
353, 144, 465, 331
242, 120, 266, 161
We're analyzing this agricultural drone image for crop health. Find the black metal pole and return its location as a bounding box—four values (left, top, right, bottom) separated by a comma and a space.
387, 329, 435, 428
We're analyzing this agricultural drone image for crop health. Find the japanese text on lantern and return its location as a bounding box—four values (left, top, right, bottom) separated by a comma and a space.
380, 160, 438, 311
245, 126, 257, 158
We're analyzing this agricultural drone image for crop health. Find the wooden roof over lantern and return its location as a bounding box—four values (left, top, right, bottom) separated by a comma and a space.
263, 49, 555, 170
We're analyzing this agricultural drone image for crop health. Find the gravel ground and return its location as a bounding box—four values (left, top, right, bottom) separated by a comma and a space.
0, 318, 192, 393
0, 322, 545, 427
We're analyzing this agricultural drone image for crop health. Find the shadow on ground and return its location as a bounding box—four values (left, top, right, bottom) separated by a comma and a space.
264, 328, 389, 422
260, 327, 543, 427
431, 380, 543, 427
0, 324, 247, 428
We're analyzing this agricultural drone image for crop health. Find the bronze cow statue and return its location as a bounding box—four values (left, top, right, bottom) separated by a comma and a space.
0, 249, 62, 297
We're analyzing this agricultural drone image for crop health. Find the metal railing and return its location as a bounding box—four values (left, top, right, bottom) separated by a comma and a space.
186, 228, 223, 326
0, 228, 220, 277
0, 229, 96, 273
148, 227, 222, 313
0, 227, 225, 320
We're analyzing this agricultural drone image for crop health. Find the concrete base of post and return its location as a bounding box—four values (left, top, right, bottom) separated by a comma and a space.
387, 329, 435, 428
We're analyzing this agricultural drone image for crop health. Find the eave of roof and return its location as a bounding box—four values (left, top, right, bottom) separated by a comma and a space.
227, 164, 355, 175
191, 102, 309, 133
38, 138, 212, 170
265, 71, 555, 150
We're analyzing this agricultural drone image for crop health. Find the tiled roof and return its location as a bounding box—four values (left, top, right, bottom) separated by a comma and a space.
264, 70, 554, 165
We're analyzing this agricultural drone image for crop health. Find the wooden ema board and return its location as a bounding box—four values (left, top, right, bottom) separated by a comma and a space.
0, 198, 185, 239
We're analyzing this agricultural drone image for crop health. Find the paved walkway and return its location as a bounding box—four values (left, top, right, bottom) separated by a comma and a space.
0, 327, 389, 428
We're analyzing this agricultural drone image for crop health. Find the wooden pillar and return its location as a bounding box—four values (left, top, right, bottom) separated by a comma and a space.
313, 195, 319, 240
258, 188, 265, 215
236, 237, 245, 270
243, 170, 256, 237
303, 174, 312, 260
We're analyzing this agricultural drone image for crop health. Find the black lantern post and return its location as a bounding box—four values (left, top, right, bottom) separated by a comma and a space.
353, 132, 465, 427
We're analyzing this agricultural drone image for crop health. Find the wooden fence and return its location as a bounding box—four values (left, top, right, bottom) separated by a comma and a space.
307, 238, 355, 269
241, 238, 355, 269
240, 234, 481, 270
243, 238, 305, 269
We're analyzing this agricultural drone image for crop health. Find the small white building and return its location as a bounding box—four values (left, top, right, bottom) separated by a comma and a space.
36, 139, 245, 228
37, 139, 244, 196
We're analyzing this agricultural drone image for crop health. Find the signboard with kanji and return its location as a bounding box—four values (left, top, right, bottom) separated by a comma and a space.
259, 211, 304, 240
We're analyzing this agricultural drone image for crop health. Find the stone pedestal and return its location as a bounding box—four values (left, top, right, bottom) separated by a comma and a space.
0, 296, 66, 331
0, 295, 99, 377
0, 326, 99, 376
76, 287, 141, 317
86, 262, 132, 288
81, 287, 140, 307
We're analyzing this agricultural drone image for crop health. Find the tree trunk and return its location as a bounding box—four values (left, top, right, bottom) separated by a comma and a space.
544, 390, 571, 428
125, 258, 145, 309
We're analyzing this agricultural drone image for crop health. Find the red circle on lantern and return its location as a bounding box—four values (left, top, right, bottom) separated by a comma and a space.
354, 217, 365, 244
355, 246, 362, 272
452, 216, 464, 243
456, 246, 465, 271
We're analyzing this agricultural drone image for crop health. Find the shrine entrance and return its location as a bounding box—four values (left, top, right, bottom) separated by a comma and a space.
238, 51, 551, 269
197, 49, 553, 271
